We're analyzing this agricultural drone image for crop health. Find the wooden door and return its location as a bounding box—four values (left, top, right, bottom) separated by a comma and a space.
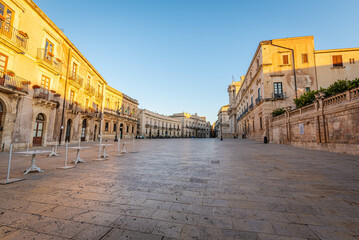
33, 114, 45, 146
81, 119, 87, 141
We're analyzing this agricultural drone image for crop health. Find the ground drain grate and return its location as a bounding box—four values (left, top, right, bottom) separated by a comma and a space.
190, 177, 208, 184
211, 160, 220, 164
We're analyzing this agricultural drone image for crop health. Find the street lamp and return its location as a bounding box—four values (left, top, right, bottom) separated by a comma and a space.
114, 101, 119, 142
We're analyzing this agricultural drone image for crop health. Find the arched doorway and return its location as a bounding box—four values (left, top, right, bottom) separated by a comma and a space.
65, 119, 72, 142
157, 130, 160, 138
119, 123, 123, 139
94, 125, 97, 141
81, 119, 87, 141
33, 113, 45, 146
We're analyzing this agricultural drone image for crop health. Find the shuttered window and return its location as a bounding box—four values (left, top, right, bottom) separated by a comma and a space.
332, 55, 343, 67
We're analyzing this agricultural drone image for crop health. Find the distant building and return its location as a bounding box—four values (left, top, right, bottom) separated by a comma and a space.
138, 109, 182, 138
170, 113, 210, 138
217, 105, 231, 139
103, 87, 139, 140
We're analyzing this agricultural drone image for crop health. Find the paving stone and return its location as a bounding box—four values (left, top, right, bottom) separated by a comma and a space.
152, 221, 184, 238
102, 228, 163, 240
0, 139, 358, 239
72, 210, 119, 226
110, 215, 158, 233
232, 218, 275, 234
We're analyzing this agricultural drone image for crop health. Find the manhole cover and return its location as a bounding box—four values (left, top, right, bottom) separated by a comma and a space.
211, 160, 220, 164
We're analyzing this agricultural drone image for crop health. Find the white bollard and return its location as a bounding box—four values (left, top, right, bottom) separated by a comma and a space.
1, 144, 24, 184
57, 141, 74, 170
93, 134, 107, 161
130, 137, 138, 153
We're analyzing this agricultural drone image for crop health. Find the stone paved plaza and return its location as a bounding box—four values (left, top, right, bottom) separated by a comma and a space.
0, 139, 358, 240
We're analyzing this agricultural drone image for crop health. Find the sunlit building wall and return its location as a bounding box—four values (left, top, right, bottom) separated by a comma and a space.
0, 0, 138, 149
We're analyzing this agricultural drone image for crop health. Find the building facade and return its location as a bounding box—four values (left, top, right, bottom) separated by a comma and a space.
229, 36, 359, 142
217, 105, 230, 139
102, 86, 138, 140
227, 79, 242, 136
170, 113, 211, 138
0, 0, 138, 150
138, 109, 182, 138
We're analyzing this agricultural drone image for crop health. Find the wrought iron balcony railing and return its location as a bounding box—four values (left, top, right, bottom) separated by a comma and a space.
36, 49, 62, 72
33, 87, 51, 100
0, 69, 29, 93
255, 96, 262, 105
84, 83, 95, 96
0, 20, 28, 49
69, 73, 83, 87
272, 92, 287, 99
249, 103, 253, 110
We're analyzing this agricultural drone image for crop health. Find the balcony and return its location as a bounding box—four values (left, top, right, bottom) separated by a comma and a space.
0, 70, 29, 94
82, 107, 100, 118
95, 91, 103, 101
249, 103, 253, 111
33, 87, 58, 108
66, 102, 82, 114
255, 96, 262, 105
0, 20, 28, 53
84, 83, 95, 96
69, 73, 83, 88
272, 92, 287, 99
36, 49, 62, 75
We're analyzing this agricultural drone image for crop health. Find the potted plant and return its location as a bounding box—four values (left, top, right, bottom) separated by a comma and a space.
0, 15, 5, 21
47, 52, 54, 57
56, 58, 62, 62
16, 86, 22, 91
51, 90, 56, 93
32, 85, 41, 89
21, 80, 31, 85
54, 93, 61, 98
18, 31, 28, 38
6, 70, 15, 77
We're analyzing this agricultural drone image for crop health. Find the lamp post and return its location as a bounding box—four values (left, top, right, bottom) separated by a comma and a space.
114, 101, 119, 142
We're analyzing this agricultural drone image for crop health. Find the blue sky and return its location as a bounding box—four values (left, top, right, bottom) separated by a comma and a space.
34, 0, 359, 123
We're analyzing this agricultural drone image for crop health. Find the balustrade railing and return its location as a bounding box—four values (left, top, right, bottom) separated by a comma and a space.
0, 20, 28, 49
36, 49, 62, 72
0, 69, 29, 93
69, 73, 83, 87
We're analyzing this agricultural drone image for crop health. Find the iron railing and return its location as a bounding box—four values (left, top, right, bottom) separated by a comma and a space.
272, 92, 286, 99
36, 49, 62, 72
255, 96, 262, 105
33, 87, 51, 100
69, 73, 83, 87
0, 69, 29, 93
0, 20, 28, 49
84, 83, 95, 96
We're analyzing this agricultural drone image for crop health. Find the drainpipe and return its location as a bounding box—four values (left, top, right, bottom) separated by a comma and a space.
59, 48, 71, 145
269, 41, 298, 99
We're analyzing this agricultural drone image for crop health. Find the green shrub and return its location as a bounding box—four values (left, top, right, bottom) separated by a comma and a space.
272, 107, 286, 117
348, 78, 359, 89
325, 80, 350, 97
293, 79, 359, 108
293, 90, 318, 108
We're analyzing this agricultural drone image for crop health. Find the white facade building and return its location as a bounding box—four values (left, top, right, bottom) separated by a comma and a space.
138, 109, 182, 138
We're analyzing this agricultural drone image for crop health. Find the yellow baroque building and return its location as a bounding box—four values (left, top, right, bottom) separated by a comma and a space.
228, 36, 359, 142
0, 0, 138, 150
